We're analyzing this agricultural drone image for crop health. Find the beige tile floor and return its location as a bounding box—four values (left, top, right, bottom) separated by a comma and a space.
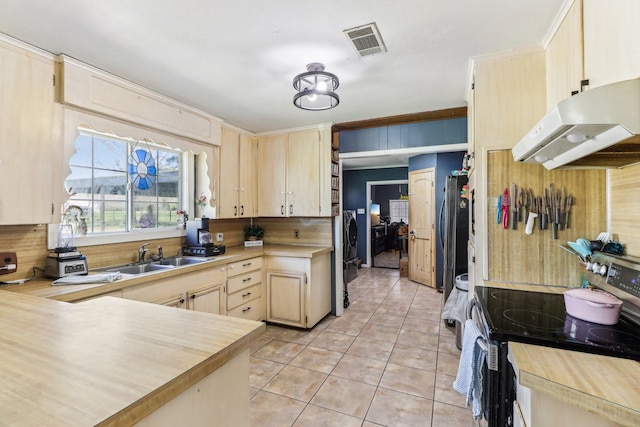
249, 267, 486, 427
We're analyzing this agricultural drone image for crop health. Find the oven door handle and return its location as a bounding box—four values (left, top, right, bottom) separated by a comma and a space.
466, 296, 499, 371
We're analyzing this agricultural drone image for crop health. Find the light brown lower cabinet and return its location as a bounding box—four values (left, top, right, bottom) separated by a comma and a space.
122, 267, 227, 315
266, 253, 331, 328
226, 257, 265, 321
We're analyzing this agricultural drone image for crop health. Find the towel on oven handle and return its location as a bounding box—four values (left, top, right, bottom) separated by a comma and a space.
453, 318, 487, 419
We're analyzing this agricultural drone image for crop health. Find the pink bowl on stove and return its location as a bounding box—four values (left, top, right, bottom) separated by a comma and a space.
564, 288, 623, 325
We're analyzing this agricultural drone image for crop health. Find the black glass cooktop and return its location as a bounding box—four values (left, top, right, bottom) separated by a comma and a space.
474, 287, 640, 361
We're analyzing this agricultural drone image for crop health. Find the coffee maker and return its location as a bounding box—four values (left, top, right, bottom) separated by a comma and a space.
183, 218, 225, 257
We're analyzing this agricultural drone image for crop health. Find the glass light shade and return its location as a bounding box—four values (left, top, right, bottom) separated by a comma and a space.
293, 63, 340, 111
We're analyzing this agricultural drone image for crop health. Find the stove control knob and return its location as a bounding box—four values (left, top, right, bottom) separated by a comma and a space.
590, 263, 601, 273
597, 264, 608, 276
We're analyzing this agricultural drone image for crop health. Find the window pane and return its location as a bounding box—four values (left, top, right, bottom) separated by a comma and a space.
94, 169, 127, 198
157, 202, 179, 227
65, 166, 93, 196
134, 203, 156, 229
92, 201, 126, 233
69, 134, 93, 167
94, 137, 127, 171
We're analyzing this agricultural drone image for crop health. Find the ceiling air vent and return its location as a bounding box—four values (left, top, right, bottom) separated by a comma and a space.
343, 22, 387, 57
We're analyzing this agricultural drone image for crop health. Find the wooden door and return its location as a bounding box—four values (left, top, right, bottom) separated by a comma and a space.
266, 270, 306, 327
408, 168, 435, 287
287, 130, 320, 216
257, 134, 287, 216
219, 127, 240, 218
238, 133, 257, 217
188, 283, 224, 315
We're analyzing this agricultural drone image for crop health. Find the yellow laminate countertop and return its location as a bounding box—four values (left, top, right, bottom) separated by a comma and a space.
509, 342, 640, 426
2, 244, 332, 302
0, 291, 265, 426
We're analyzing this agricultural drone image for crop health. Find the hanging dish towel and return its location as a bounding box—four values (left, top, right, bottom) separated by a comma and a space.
52, 272, 122, 285
453, 318, 487, 419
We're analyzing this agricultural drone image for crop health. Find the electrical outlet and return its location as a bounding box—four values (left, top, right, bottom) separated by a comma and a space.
294, 229, 299, 239
216, 232, 224, 242
0, 252, 17, 275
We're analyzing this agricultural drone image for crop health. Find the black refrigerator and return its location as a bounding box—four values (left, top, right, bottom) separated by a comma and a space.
439, 175, 469, 308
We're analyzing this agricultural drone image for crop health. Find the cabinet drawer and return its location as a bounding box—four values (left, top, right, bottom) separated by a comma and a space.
227, 257, 262, 277
227, 297, 264, 321
227, 283, 261, 310
227, 270, 262, 293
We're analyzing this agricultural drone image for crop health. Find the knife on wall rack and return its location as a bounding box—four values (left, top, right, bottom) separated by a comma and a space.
510, 183, 517, 230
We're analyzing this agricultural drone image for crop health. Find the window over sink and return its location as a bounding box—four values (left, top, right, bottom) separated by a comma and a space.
64, 127, 183, 233
48, 112, 217, 250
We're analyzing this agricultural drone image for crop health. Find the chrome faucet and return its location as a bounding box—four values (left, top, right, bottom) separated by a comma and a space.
138, 242, 149, 263
153, 245, 164, 262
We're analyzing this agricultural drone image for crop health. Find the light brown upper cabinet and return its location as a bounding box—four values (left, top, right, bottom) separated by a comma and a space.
219, 127, 257, 218
546, 0, 640, 110
0, 38, 56, 225
257, 127, 332, 217
545, 0, 584, 110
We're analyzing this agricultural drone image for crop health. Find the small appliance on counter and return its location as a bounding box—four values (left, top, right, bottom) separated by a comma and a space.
183, 218, 225, 257
45, 224, 89, 279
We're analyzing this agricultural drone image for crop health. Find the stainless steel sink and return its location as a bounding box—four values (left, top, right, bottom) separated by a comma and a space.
94, 256, 207, 275
104, 263, 174, 275
157, 256, 208, 267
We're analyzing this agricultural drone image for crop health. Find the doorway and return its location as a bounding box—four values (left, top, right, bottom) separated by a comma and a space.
365, 179, 409, 268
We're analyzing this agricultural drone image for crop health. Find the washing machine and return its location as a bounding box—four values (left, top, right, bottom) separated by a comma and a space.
343, 210, 358, 287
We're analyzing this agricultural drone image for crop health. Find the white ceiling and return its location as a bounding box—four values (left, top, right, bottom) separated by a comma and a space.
1, 0, 565, 136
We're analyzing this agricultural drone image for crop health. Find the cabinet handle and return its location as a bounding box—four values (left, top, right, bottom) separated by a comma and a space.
243, 277, 252, 283
179, 298, 185, 304
191, 294, 196, 299
281, 205, 285, 215
241, 205, 244, 216
242, 292, 252, 298
234, 206, 237, 216
289, 204, 293, 215
243, 262, 252, 267
242, 307, 252, 313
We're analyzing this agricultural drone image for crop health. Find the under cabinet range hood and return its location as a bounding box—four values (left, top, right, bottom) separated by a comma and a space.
512, 78, 640, 169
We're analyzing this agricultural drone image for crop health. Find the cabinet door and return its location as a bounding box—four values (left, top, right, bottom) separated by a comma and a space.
266, 270, 306, 327
219, 127, 240, 219
257, 134, 287, 216
287, 130, 320, 216
188, 283, 225, 315
0, 41, 55, 224
238, 134, 257, 217
153, 293, 187, 309
545, 0, 583, 110
583, 0, 640, 89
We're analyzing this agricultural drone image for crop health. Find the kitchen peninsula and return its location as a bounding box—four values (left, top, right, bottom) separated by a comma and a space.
0, 291, 264, 426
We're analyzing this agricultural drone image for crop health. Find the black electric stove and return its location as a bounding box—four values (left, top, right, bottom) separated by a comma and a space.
475, 287, 640, 361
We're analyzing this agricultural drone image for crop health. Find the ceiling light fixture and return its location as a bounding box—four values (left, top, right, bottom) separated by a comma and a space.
293, 63, 339, 111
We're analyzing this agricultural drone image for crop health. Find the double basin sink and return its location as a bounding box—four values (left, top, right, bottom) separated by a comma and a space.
96, 256, 208, 275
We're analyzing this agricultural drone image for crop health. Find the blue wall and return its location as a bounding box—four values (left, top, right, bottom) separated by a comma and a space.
340, 118, 467, 152
340, 117, 467, 288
